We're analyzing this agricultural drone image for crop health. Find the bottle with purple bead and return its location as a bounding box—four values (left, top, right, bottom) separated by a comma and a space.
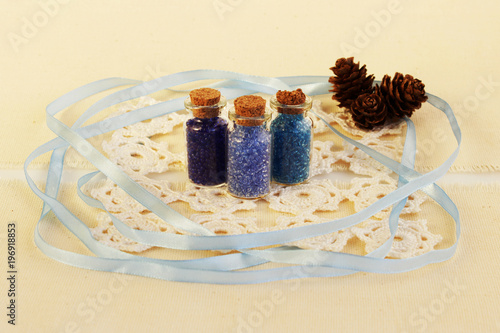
227, 95, 272, 199
184, 88, 228, 187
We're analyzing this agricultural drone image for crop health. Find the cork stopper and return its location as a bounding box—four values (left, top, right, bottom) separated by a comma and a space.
274, 89, 308, 114
233, 95, 267, 126
189, 88, 222, 118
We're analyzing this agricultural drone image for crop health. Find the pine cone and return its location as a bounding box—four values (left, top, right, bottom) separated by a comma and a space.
377, 72, 428, 119
329, 57, 375, 109
350, 93, 388, 129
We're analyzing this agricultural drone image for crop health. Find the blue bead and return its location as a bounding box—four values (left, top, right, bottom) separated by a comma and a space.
271, 113, 311, 184
228, 125, 271, 198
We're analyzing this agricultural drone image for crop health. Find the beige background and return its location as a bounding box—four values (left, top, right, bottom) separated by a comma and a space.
1, 0, 500, 332
1, 0, 499, 171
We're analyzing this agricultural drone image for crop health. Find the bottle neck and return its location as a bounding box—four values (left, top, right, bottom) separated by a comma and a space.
187, 116, 224, 128
193, 116, 219, 121
276, 112, 306, 119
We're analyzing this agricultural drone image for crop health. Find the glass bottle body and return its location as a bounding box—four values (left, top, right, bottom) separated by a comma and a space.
227, 112, 271, 199
185, 116, 228, 186
270, 113, 312, 185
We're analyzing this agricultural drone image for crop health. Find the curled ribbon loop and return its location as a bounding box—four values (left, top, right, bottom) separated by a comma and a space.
24, 70, 461, 284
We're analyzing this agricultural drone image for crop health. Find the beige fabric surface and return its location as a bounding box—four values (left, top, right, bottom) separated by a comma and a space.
1, 0, 500, 171
1, 1, 500, 332
1, 180, 499, 332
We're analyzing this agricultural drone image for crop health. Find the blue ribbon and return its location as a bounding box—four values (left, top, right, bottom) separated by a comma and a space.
24, 70, 461, 284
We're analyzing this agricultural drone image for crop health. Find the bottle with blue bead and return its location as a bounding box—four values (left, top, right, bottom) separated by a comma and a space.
227, 95, 272, 199
184, 88, 228, 187
270, 89, 313, 185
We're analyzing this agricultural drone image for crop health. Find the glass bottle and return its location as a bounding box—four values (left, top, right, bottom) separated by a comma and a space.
270, 89, 313, 185
227, 95, 272, 199
184, 88, 228, 187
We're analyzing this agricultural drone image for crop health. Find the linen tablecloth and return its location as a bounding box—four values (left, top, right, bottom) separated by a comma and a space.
1, 0, 499, 332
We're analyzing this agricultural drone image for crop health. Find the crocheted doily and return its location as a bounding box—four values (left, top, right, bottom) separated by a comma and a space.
84, 96, 442, 258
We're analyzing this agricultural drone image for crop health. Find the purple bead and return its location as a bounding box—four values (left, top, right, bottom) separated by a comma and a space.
186, 117, 227, 186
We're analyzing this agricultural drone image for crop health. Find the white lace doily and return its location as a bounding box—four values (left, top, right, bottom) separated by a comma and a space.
83, 97, 441, 259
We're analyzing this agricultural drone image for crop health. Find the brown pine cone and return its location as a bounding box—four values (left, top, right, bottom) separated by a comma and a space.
328, 57, 375, 109
377, 72, 428, 119
350, 93, 388, 129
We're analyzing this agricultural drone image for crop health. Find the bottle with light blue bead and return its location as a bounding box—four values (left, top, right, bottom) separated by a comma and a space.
227, 95, 272, 199
270, 89, 313, 185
